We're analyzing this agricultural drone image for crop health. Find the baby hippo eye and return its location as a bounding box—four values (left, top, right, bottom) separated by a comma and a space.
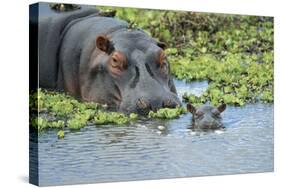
212, 109, 221, 117
195, 111, 204, 118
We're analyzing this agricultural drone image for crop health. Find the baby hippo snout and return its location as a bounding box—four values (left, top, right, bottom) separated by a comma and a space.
187, 103, 226, 130
199, 118, 223, 129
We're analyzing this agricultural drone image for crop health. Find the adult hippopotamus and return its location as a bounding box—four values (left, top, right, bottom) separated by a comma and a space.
35, 3, 181, 114
187, 103, 226, 130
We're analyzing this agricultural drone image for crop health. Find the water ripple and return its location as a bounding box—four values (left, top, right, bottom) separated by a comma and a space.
33, 81, 273, 186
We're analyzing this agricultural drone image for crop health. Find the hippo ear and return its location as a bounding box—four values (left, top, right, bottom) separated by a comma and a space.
217, 103, 226, 113
96, 35, 114, 53
187, 103, 196, 114
157, 41, 167, 49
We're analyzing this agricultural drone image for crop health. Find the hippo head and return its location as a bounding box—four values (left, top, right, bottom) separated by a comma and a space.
187, 103, 226, 130
80, 29, 181, 114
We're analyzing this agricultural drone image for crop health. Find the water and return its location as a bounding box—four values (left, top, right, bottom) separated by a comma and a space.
33, 80, 274, 186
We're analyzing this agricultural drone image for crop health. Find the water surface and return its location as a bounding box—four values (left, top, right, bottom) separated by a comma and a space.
33, 80, 274, 186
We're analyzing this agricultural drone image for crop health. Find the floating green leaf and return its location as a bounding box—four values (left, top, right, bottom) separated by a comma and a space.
148, 106, 186, 119
57, 130, 65, 139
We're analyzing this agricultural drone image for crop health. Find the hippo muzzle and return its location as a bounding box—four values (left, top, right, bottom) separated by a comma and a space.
114, 47, 181, 114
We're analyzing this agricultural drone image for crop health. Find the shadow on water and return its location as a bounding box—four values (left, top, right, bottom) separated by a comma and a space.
32, 79, 274, 186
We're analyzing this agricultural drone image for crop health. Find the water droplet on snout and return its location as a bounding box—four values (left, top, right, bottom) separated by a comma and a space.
156, 130, 162, 135
157, 125, 166, 131
189, 131, 197, 136
214, 130, 225, 134
136, 124, 147, 129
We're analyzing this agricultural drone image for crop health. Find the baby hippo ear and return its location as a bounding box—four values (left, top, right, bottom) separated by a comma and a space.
217, 103, 226, 113
157, 41, 167, 49
96, 35, 114, 53
187, 103, 196, 114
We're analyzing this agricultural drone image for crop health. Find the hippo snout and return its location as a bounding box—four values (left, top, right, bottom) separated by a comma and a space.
136, 98, 150, 114
136, 97, 181, 115
187, 103, 226, 130
162, 99, 179, 108
199, 120, 223, 130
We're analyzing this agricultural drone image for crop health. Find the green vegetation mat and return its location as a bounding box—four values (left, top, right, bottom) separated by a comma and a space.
30, 89, 140, 131
30, 89, 185, 136
103, 7, 273, 106
30, 7, 274, 137
166, 18, 273, 106
148, 107, 186, 119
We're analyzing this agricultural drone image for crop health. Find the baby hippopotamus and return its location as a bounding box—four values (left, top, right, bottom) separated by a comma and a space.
187, 103, 226, 130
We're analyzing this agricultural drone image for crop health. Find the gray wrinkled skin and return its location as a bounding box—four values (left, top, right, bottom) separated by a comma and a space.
187, 103, 226, 130
37, 3, 181, 114
107, 30, 181, 113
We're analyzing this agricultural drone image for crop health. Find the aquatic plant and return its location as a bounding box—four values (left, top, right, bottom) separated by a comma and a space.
57, 130, 65, 139
67, 112, 91, 130
94, 111, 130, 125
51, 101, 73, 116
148, 106, 186, 119
30, 117, 48, 132
29, 9, 273, 138
129, 113, 138, 120
30, 89, 141, 134
98, 7, 273, 106
164, 15, 273, 106
49, 120, 65, 129
30, 117, 65, 132
30, 88, 186, 138
177, 52, 273, 106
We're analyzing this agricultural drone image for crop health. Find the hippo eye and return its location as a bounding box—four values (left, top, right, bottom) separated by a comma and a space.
158, 51, 169, 74
211, 109, 221, 118
110, 52, 127, 71
160, 61, 168, 72
111, 57, 120, 67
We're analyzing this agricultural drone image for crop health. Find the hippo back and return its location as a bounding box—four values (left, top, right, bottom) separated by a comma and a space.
37, 2, 99, 88
57, 17, 129, 95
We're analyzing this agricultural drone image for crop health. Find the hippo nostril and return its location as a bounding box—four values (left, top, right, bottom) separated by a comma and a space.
136, 98, 149, 110
136, 98, 152, 115
163, 99, 178, 108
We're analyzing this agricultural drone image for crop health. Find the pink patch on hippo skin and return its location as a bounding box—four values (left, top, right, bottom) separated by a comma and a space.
156, 50, 169, 75
63, 73, 80, 98
108, 51, 128, 76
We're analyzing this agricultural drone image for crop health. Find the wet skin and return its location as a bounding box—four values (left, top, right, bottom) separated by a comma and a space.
187, 103, 226, 130
38, 6, 181, 114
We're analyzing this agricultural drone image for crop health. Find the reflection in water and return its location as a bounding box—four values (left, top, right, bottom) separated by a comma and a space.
173, 79, 209, 100
34, 80, 273, 186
